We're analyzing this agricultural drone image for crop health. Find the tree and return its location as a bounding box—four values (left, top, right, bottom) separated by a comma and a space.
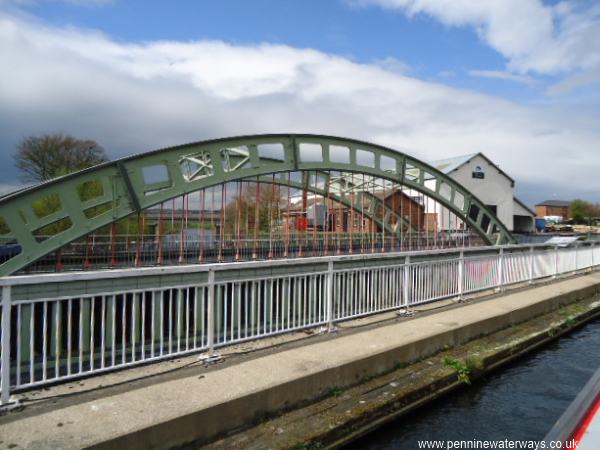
571, 199, 590, 223
14, 133, 108, 183
224, 183, 284, 235
571, 199, 593, 224
13, 134, 109, 237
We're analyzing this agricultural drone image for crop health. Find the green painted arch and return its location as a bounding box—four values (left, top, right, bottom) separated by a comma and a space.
0, 134, 515, 276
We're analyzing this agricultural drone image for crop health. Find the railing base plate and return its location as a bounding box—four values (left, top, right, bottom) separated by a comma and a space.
0, 396, 21, 412
198, 353, 222, 364
318, 325, 339, 334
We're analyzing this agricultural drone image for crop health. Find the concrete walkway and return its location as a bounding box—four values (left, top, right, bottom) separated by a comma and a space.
1, 273, 599, 450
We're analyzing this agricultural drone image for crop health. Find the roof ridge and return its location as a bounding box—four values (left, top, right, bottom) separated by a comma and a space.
430, 152, 514, 183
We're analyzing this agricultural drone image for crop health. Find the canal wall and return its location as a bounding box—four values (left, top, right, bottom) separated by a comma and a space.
2, 272, 600, 450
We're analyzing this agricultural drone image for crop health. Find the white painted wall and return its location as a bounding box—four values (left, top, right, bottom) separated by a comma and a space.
445, 155, 514, 231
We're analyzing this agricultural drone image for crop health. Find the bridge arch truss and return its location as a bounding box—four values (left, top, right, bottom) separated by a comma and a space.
0, 134, 515, 276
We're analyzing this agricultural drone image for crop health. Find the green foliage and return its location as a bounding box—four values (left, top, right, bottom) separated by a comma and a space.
327, 386, 344, 397
31, 193, 71, 236
0, 216, 9, 235
442, 356, 471, 384
465, 356, 483, 372
31, 193, 62, 218
570, 199, 600, 224
223, 183, 284, 234
77, 180, 104, 202
11, 134, 109, 238
297, 441, 323, 450
571, 199, 589, 224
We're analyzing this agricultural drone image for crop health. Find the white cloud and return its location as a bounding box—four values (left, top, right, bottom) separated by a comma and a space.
0, 12, 599, 205
468, 70, 538, 85
372, 56, 411, 74
547, 66, 600, 96
352, 0, 600, 77
438, 70, 455, 78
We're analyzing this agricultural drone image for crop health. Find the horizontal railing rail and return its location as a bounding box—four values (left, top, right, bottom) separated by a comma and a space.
1, 242, 599, 407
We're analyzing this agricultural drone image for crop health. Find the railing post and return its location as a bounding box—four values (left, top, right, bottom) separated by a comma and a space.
528, 246, 534, 284
458, 250, 464, 300
327, 259, 335, 332
398, 255, 412, 315
496, 248, 504, 292
1, 284, 18, 409
553, 245, 559, 279
200, 269, 221, 363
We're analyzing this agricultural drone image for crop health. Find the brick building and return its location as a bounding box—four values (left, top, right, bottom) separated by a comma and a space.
285, 190, 424, 233
383, 190, 425, 232
535, 200, 571, 220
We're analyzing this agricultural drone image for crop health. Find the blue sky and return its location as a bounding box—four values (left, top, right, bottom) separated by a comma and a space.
28, 1, 496, 67
14, 0, 540, 98
1, 0, 600, 206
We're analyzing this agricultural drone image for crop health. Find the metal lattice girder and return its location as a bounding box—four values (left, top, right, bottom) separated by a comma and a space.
0, 134, 515, 276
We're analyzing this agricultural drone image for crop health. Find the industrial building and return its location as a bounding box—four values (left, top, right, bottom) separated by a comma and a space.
535, 200, 571, 221
431, 153, 535, 233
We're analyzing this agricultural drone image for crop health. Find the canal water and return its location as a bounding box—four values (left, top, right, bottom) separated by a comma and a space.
349, 317, 600, 449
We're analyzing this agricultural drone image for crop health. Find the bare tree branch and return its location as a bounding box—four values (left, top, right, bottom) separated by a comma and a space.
13, 133, 108, 183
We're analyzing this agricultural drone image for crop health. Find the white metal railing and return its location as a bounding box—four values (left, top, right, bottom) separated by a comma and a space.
1, 243, 599, 407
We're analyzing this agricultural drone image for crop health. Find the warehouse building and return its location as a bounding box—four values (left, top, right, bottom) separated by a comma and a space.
431, 153, 535, 233
534, 200, 571, 221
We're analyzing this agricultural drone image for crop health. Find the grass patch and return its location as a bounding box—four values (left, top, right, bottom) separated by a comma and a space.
442, 356, 471, 385
327, 386, 344, 397
465, 356, 484, 372
395, 361, 409, 370
569, 304, 585, 314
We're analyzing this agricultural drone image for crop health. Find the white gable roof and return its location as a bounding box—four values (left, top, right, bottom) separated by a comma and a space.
513, 197, 535, 217
430, 153, 479, 174
429, 152, 515, 185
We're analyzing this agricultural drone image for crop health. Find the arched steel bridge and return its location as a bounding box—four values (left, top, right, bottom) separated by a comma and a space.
0, 134, 515, 276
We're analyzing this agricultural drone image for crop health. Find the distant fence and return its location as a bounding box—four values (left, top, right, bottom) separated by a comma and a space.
7, 231, 484, 274
1, 242, 599, 406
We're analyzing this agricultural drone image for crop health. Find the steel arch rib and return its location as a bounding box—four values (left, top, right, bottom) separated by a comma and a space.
0, 134, 515, 276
